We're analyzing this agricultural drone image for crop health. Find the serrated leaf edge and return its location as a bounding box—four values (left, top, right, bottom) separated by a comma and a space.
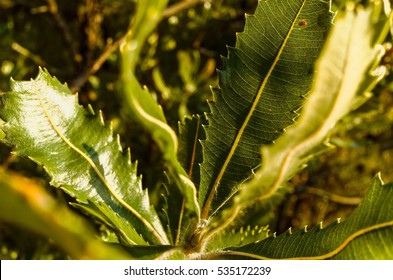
200, 0, 312, 220
206, 219, 393, 260
31, 68, 167, 245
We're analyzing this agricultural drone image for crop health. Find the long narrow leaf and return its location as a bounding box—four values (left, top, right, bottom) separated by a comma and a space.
199, 0, 333, 220
211, 174, 393, 259
120, 0, 200, 221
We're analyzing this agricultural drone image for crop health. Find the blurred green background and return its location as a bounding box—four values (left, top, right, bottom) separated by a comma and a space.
1, 0, 393, 259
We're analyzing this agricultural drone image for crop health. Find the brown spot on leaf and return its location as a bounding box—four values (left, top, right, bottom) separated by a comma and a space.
299, 19, 308, 27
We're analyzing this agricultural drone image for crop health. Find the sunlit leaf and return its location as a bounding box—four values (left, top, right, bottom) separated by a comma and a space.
0, 68, 168, 245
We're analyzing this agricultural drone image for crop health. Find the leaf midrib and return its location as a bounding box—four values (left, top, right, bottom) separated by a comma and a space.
35, 88, 168, 245
200, 1, 308, 220
258, 10, 361, 203
226, 220, 393, 260
176, 116, 202, 245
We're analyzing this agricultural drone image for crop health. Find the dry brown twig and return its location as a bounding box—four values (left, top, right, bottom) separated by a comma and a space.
46, 0, 82, 66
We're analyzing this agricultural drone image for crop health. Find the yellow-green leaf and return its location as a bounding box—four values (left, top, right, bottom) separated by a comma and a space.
0, 68, 168, 245
0, 169, 132, 259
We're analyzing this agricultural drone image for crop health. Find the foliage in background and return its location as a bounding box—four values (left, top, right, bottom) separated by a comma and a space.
1, 0, 393, 259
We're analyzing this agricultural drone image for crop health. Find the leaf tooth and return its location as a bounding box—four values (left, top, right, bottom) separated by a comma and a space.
98, 110, 105, 126
291, 106, 302, 116
304, 225, 308, 233
319, 221, 324, 230
115, 133, 122, 152
86, 104, 95, 115
125, 147, 132, 165
328, 218, 342, 227
287, 227, 293, 235
203, 112, 214, 126
273, 232, 277, 238
209, 87, 221, 103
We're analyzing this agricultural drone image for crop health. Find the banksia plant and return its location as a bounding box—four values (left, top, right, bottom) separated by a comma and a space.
1, 0, 393, 259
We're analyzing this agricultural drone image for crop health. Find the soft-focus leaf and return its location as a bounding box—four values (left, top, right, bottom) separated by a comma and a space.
0, 68, 168, 245
0, 169, 131, 259
212, 175, 393, 259
199, 0, 333, 219
120, 0, 200, 221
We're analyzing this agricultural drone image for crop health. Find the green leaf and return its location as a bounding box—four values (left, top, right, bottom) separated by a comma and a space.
200, 1, 390, 251
121, 0, 169, 74
212, 174, 393, 259
120, 245, 182, 260
206, 224, 270, 252
158, 115, 206, 245
0, 68, 168, 245
0, 169, 132, 259
178, 115, 206, 187
230, 1, 389, 213
120, 0, 200, 221
199, 0, 333, 219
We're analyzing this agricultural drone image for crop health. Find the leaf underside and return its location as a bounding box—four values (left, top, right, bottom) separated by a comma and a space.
205, 1, 392, 259
0, 69, 168, 245
178, 115, 206, 190
231, 1, 388, 210
199, 0, 333, 218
